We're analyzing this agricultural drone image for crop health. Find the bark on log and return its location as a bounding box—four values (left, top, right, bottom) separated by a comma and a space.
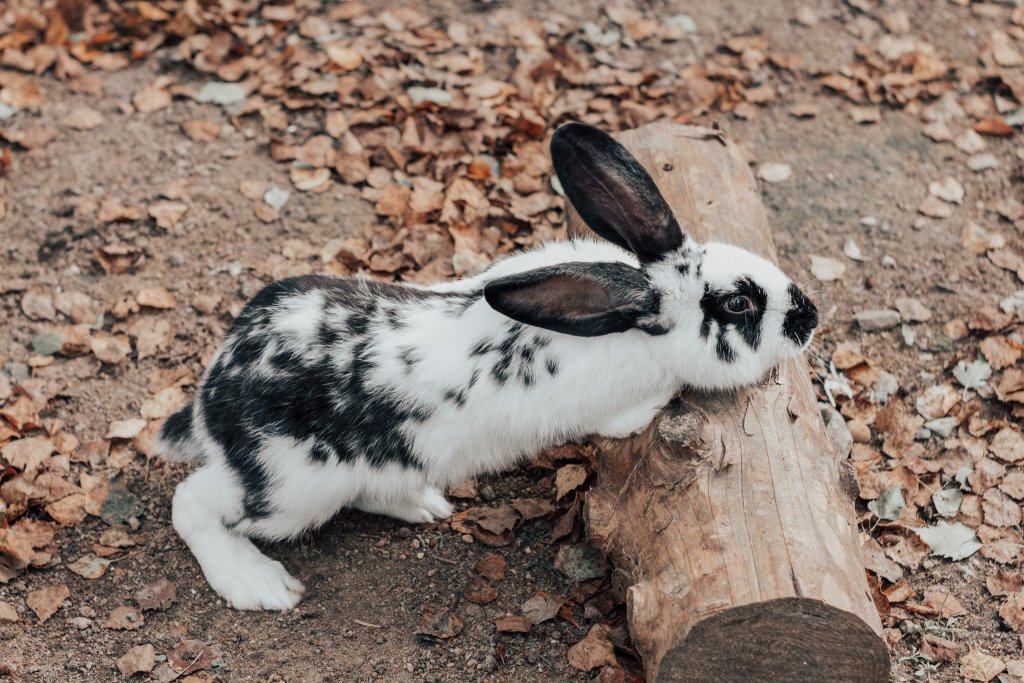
566, 122, 889, 683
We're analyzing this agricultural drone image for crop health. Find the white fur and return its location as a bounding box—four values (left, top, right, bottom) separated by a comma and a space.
159, 237, 810, 610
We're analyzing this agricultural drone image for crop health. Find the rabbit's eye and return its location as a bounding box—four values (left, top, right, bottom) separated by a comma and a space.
725, 295, 754, 315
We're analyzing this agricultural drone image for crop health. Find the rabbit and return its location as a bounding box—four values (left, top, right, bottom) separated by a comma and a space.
156, 122, 819, 610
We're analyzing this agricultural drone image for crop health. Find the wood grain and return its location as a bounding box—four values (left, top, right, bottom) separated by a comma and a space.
567, 122, 888, 682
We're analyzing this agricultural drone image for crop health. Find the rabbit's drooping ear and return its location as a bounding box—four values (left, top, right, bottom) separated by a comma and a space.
551, 122, 685, 263
484, 261, 658, 337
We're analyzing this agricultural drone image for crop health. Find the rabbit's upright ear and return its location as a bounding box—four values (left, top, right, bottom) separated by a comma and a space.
483, 261, 658, 337
551, 122, 685, 263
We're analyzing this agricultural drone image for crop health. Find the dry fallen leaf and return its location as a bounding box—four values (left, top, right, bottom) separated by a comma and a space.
961, 648, 1005, 682
473, 553, 506, 581
148, 201, 189, 229
415, 604, 463, 641
181, 119, 221, 142
567, 625, 618, 672
26, 583, 70, 623
62, 106, 103, 130
167, 640, 214, 675
135, 577, 178, 611
136, 287, 177, 309
104, 605, 145, 630
116, 644, 157, 677
554, 463, 589, 500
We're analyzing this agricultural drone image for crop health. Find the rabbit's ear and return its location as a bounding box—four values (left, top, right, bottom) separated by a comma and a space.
483, 261, 658, 337
551, 122, 685, 263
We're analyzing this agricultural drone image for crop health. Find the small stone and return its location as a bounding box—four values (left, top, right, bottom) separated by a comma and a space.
70, 616, 93, 629
196, 82, 247, 108
967, 153, 998, 172
894, 297, 932, 322
929, 176, 965, 204
757, 162, 792, 183
855, 309, 901, 331
796, 5, 818, 25
954, 129, 986, 154
666, 14, 697, 34
810, 255, 845, 281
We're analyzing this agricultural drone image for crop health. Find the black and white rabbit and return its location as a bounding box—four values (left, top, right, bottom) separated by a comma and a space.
156, 122, 818, 610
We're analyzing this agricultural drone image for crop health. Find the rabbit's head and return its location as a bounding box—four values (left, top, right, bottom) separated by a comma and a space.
484, 122, 817, 391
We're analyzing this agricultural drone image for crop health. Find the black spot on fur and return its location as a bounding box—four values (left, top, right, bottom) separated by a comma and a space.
160, 405, 193, 445
442, 388, 468, 408
782, 283, 818, 346
545, 358, 559, 376
698, 277, 769, 362
198, 274, 473, 520
398, 345, 421, 373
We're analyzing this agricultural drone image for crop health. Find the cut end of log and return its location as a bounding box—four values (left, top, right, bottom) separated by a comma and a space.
655, 598, 890, 683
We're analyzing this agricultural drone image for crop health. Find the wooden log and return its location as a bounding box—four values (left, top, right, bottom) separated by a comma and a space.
565, 122, 889, 682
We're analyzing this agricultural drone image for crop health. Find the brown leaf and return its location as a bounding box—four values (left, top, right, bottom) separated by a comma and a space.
981, 337, 1022, 371
67, 554, 111, 579
415, 604, 463, 641
450, 504, 521, 546
140, 386, 188, 420
62, 106, 103, 130
98, 200, 143, 223
979, 526, 1024, 564
522, 595, 562, 625
104, 605, 144, 630
905, 589, 967, 618
325, 44, 363, 70
1, 436, 55, 472
137, 287, 177, 309
45, 493, 88, 525
168, 640, 214, 675
999, 592, 1024, 633
567, 625, 618, 672
473, 553, 506, 581
961, 648, 1005, 682
555, 463, 589, 500
106, 418, 147, 440
133, 81, 172, 113
90, 335, 131, 365
116, 644, 156, 677
982, 489, 1022, 528
974, 117, 1014, 137
26, 583, 69, 623
0, 601, 18, 624
148, 201, 189, 229
135, 577, 177, 611
464, 577, 498, 605
990, 429, 1024, 463
181, 119, 221, 142
510, 497, 555, 520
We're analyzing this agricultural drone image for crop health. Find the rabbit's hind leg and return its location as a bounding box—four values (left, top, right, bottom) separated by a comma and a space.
172, 462, 304, 610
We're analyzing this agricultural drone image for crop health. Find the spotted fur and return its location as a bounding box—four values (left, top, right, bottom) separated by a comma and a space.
157, 122, 818, 610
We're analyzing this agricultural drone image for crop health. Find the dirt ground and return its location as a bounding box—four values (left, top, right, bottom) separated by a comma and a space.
1, 1, 1023, 682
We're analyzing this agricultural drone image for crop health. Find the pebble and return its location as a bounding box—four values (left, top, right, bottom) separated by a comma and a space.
881, 255, 898, 268
854, 308, 901, 331
967, 153, 998, 172
757, 162, 792, 183
70, 617, 92, 630
893, 296, 932, 322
